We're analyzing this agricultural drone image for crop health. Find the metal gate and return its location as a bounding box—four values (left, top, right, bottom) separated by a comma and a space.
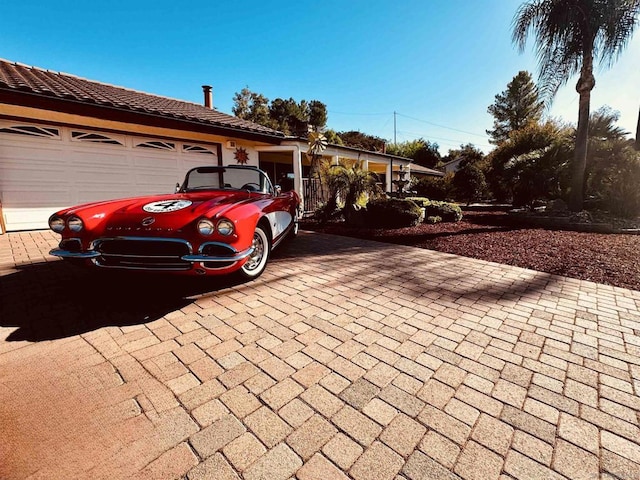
302, 178, 327, 214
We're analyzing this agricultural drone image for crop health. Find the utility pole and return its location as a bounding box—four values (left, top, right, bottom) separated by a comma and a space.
393, 111, 397, 145
390, 111, 396, 193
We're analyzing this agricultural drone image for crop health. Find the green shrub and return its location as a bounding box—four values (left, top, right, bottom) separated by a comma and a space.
366, 198, 424, 228
406, 197, 463, 222
313, 201, 341, 223
426, 216, 442, 224
404, 196, 430, 208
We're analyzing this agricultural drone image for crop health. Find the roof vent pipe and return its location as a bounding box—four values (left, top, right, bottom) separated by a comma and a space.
202, 85, 213, 109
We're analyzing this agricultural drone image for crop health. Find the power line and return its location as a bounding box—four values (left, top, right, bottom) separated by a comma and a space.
396, 129, 492, 148
328, 109, 489, 140
328, 110, 391, 116
395, 112, 488, 138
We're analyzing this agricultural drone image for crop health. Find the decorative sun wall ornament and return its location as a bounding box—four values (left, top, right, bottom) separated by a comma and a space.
234, 147, 249, 165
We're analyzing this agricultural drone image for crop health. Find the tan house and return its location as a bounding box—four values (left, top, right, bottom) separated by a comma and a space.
0, 59, 442, 232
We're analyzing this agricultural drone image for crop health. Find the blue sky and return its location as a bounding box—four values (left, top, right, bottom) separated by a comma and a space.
2, 0, 639, 154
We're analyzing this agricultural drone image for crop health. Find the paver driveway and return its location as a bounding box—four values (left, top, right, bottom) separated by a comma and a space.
1, 230, 640, 480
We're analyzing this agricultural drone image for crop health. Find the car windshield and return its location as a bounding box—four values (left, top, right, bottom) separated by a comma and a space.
183, 166, 272, 194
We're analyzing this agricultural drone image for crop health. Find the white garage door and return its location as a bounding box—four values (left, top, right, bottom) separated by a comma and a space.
0, 121, 220, 231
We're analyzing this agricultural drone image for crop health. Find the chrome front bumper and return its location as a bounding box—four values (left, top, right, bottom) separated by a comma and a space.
50, 237, 254, 271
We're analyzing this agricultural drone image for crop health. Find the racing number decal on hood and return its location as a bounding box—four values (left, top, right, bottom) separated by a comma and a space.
143, 200, 193, 213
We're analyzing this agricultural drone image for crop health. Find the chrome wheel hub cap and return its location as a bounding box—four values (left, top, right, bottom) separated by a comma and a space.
245, 233, 265, 271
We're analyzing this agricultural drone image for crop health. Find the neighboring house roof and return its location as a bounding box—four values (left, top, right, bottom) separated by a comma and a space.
404, 162, 445, 177
0, 58, 284, 140
441, 157, 463, 170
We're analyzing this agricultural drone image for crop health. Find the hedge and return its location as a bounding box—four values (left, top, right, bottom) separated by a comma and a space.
405, 197, 463, 223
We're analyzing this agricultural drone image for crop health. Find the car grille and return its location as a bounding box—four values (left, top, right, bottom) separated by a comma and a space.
92, 238, 192, 271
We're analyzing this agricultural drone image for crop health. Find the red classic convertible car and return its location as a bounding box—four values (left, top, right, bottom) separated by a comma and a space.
48, 166, 300, 279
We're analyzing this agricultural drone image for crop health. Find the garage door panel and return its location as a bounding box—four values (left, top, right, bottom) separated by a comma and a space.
75, 189, 136, 203
133, 155, 178, 169
4, 207, 59, 232
2, 187, 72, 206
0, 149, 68, 184
132, 171, 180, 187
70, 149, 129, 167
0, 166, 67, 185
73, 170, 134, 187
0, 143, 65, 161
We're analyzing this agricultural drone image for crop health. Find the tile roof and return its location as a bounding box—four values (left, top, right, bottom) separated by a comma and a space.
0, 59, 284, 138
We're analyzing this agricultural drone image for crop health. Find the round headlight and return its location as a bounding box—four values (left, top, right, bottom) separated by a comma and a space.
49, 216, 65, 233
67, 216, 84, 232
198, 218, 215, 235
217, 218, 235, 236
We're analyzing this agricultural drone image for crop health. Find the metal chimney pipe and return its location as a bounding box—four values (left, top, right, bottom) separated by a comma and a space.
202, 85, 213, 109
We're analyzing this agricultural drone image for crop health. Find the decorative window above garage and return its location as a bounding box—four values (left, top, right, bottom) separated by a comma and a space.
183, 144, 216, 155
71, 131, 124, 145
0, 124, 60, 139
135, 140, 176, 151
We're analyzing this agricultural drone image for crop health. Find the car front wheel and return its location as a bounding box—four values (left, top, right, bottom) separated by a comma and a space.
239, 225, 270, 279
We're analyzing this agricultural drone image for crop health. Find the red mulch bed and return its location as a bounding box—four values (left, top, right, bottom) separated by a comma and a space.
302, 210, 640, 291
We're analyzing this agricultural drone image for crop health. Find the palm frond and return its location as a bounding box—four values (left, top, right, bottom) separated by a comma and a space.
514, 0, 640, 101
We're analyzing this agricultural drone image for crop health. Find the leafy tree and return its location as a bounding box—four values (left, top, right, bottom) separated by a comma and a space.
232, 87, 270, 126
487, 71, 544, 145
269, 98, 307, 135
453, 163, 488, 204
338, 131, 386, 152
413, 173, 454, 201
323, 129, 344, 145
441, 144, 489, 205
513, 0, 640, 211
308, 100, 328, 131
232, 88, 327, 135
386, 139, 441, 168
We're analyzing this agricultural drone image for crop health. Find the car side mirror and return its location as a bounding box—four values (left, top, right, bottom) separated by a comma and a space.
175, 182, 181, 193
274, 185, 282, 196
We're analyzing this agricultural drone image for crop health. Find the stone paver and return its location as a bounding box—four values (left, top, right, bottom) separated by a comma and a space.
2, 230, 640, 479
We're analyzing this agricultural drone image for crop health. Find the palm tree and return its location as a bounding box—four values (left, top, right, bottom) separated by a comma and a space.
513, 0, 640, 211
328, 161, 381, 224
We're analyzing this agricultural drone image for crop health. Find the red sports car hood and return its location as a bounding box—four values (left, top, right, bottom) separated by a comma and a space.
68, 191, 255, 232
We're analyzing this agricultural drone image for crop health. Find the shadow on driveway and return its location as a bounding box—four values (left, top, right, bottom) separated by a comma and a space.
0, 260, 245, 342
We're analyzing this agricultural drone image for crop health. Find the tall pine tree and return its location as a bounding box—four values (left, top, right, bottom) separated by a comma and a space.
487, 71, 543, 145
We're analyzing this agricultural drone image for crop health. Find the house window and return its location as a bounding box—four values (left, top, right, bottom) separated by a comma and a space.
71, 131, 124, 145
0, 125, 60, 139
135, 140, 176, 151
183, 144, 215, 155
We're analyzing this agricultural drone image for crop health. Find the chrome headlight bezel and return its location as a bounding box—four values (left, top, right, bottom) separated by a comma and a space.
49, 216, 65, 233
67, 216, 84, 232
216, 218, 234, 236
197, 218, 215, 236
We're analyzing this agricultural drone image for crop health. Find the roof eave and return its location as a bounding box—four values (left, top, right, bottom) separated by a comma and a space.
0, 88, 286, 144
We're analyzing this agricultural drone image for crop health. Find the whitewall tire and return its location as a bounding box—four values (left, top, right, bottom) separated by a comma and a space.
239, 225, 270, 279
